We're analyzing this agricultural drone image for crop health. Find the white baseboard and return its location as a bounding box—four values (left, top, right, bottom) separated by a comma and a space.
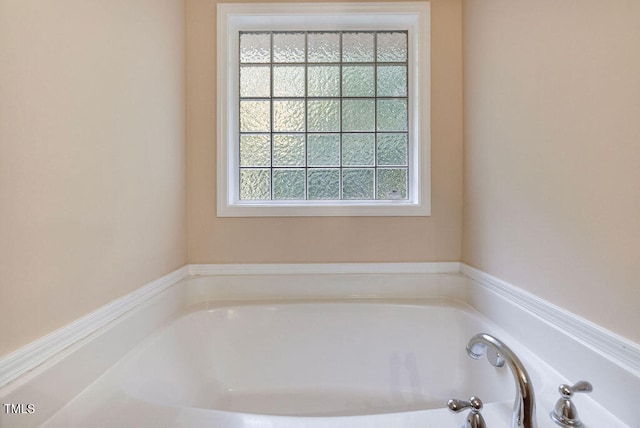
188, 262, 461, 276
460, 263, 640, 376
0, 266, 189, 388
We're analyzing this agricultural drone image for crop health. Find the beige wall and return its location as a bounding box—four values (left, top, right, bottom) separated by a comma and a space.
186, 0, 463, 264
9, 0, 636, 364
462, 0, 640, 343
0, 0, 187, 358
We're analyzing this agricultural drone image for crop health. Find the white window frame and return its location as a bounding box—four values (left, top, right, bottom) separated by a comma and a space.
217, 2, 430, 217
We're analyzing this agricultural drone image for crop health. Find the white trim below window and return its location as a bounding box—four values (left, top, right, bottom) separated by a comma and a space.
216, 2, 431, 217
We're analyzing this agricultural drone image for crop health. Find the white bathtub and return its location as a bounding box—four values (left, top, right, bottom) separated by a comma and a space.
3, 269, 631, 427
121, 302, 518, 416
40, 300, 561, 428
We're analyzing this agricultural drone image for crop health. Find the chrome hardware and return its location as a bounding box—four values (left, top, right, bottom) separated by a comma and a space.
467, 333, 536, 428
550, 381, 593, 427
448, 396, 486, 428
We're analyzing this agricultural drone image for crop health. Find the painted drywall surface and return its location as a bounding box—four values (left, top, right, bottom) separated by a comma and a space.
462, 0, 640, 343
186, 0, 463, 263
0, 0, 187, 357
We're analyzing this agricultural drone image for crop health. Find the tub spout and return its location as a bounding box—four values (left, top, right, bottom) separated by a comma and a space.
467, 333, 536, 428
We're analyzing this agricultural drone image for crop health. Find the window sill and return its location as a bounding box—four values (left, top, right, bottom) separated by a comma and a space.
217, 199, 431, 217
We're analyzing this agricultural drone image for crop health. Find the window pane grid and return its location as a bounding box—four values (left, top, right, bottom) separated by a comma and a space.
239, 30, 408, 201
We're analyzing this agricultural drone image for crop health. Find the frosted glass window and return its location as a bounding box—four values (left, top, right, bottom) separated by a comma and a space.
273, 100, 305, 132
377, 99, 408, 132
240, 135, 271, 167
238, 30, 410, 201
307, 100, 340, 132
240, 100, 270, 132
377, 168, 407, 199
308, 66, 340, 97
273, 135, 305, 166
377, 32, 407, 62
240, 33, 271, 63
377, 134, 408, 166
308, 169, 340, 199
342, 32, 375, 62
377, 65, 407, 97
240, 66, 270, 98
343, 100, 375, 132
307, 134, 340, 166
342, 134, 375, 166
342, 65, 375, 97
343, 168, 375, 200
308, 32, 340, 63
240, 169, 270, 200
273, 32, 305, 63
273, 169, 305, 199
273, 66, 305, 97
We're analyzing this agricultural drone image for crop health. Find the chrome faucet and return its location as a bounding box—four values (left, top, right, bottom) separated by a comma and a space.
448, 396, 487, 428
466, 333, 536, 428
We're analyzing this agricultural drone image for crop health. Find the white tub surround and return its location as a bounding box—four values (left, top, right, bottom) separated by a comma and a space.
461, 264, 640, 426
0, 267, 189, 428
0, 263, 636, 428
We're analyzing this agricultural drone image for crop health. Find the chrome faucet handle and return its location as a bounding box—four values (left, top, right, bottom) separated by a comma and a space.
550, 381, 593, 427
448, 396, 486, 428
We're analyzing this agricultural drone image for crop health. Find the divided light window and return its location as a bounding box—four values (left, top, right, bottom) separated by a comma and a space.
239, 31, 409, 201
